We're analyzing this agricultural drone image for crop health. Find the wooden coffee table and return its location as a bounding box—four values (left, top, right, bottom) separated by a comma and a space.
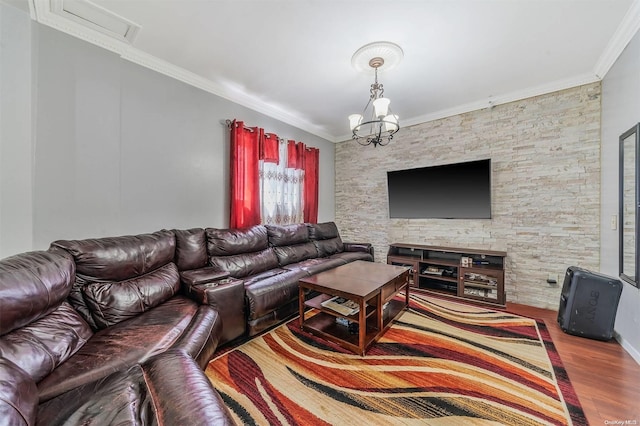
298, 260, 410, 356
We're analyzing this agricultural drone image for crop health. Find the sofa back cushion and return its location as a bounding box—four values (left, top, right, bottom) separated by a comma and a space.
173, 228, 208, 271
52, 230, 175, 282
206, 226, 279, 278
206, 225, 269, 256
266, 223, 318, 266
307, 222, 339, 240
0, 302, 92, 383
265, 223, 309, 247
273, 243, 318, 266
0, 250, 75, 336
82, 263, 181, 329
0, 250, 92, 384
51, 230, 178, 330
307, 222, 344, 257
208, 249, 279, 279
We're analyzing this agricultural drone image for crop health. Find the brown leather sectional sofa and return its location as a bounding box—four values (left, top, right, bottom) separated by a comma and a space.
175, 222, 373, 337
0, 221, 371, 425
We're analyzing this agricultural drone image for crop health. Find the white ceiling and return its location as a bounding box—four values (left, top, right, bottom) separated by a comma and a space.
27, 0, 640, 142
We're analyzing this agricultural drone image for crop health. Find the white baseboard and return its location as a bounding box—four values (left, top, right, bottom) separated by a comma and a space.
614, 331, 640, 365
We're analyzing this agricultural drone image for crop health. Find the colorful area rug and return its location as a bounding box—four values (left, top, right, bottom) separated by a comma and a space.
206, 294, 587, 425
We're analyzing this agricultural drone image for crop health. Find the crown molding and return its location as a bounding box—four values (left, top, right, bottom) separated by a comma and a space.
28, 0, 335, 142
403, 72, 601, 129
593, 0, 640, 79
388, 0, 640, 140
26, 0, 639, 144
120, 49, 336, 142
336, 72, 600, 143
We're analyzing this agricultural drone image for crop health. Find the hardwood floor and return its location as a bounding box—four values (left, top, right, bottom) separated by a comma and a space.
506, 302, 640, 425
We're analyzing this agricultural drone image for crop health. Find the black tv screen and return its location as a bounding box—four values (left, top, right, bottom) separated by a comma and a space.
387, 159, 491, 219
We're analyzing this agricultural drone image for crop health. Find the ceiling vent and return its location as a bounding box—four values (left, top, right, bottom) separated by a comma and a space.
50, 0, 140, 43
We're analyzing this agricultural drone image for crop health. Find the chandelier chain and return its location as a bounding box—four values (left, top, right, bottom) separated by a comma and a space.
370, 67, 384, 99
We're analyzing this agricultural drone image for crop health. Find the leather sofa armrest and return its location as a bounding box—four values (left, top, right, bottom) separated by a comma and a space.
37, 350, 236, 426
0, 358, 38, 426
343, 242, 374, 257
188, 278, 242, 304
180, 267, 230, 287
187, 278, 246, 344
142, 350, 236, 425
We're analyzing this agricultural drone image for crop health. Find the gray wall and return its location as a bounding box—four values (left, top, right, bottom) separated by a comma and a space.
0, 2, 334, 257
601, 29, 640, 363
0, 3, 34, 257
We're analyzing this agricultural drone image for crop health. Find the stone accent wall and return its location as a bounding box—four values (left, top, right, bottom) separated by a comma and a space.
335, 83, 601, 309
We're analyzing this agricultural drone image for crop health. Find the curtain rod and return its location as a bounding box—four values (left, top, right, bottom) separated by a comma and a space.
224, 119, 286, 142
223, 119, 302, 144
225, 119, 254, 132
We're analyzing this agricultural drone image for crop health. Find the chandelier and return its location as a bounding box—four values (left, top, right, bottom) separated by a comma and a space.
349, 42, 403, 147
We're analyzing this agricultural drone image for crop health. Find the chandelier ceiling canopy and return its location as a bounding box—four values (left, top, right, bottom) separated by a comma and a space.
349, 41, 403, 148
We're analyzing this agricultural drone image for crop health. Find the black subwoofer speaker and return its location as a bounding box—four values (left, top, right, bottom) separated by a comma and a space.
557, 266, 623, 341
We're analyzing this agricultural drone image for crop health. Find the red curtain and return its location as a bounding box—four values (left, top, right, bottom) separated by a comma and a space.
230, 119, 319, 226
304, 147, 319, 223
286, 140, 304, 168
229, 120, 261, 228
260, 133, 279, 164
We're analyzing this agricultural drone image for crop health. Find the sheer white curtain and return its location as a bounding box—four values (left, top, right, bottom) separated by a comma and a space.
259, 139, 304, 224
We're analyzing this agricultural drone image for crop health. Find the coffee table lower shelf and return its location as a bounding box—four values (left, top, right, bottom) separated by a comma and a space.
298, 261, 410, 356
301, 298, 406, 355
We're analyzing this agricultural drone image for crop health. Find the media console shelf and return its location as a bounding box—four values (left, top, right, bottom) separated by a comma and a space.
387, 243, 507, 308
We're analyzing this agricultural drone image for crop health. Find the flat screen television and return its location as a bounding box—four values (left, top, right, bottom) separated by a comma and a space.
387, 159, 491, 219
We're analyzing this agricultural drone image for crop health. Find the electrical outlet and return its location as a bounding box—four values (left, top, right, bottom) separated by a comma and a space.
611, 214, 618, 230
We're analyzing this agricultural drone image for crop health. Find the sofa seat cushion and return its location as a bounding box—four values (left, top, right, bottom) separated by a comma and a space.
244, 269, 308, 321
343, 242, 373, 253
242, 268, 291, 286
0, 301, 92, 383
37, 351, 235, 426
37, 296, 218, 402
330, 251, 374, 263
282, 257, 346, 276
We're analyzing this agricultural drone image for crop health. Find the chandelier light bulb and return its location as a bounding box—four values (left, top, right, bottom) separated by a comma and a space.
349, 114, 363, 131
384, 114, 399, 131
373, 98, 390, 118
